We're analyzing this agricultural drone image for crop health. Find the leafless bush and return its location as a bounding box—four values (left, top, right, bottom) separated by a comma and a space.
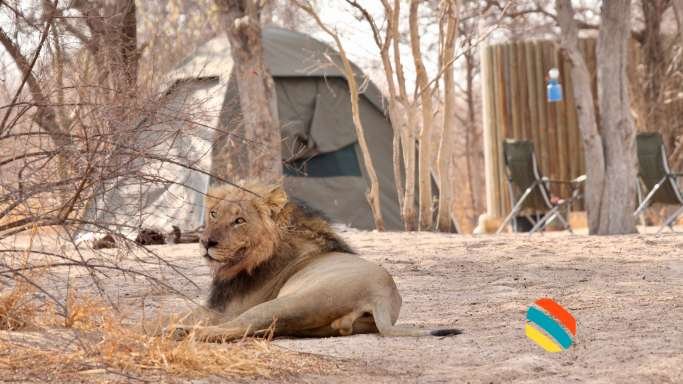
0, 1, 245, 329
0, 2, 310, 379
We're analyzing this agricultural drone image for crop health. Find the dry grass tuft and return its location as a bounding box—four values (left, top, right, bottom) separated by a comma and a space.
0, 284, 334, 381
0, 279, 42, 331
97, 315, 283, 377
63, 291, 108, 330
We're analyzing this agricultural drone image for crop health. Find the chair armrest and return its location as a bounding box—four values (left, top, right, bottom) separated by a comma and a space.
547, 175, 586, 185
545, 179, 572, 184
547, 175, 586, 195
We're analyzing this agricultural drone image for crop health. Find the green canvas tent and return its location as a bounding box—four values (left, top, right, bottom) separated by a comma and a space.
77, 26, 405, 242
206, 27, 403, 230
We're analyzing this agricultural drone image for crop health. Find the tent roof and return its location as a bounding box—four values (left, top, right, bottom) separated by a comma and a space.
171, 26, 386, 113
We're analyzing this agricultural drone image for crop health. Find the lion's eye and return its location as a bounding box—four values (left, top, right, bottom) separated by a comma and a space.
233, 217, 246, 225
209, 210, 217, 219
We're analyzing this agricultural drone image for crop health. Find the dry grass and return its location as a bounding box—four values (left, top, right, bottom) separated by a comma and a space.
0, 279, 43, 331
96, 316, 288, 378
0, 280, 334, 382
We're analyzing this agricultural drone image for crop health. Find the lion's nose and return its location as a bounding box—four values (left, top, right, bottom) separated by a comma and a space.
201, 239, 218, 249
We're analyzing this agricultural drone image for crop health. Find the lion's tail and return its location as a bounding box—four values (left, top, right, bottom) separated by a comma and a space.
372, 300, 462, 337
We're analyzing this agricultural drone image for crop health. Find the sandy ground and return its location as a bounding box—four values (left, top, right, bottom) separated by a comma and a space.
1, 229, 682, 383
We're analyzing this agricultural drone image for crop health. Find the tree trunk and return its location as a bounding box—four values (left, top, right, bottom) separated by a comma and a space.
216, 0, 282, 185
556, 0, 605, 235
674, 1, 683, 51
402, 107, 418, 231
116, 0, 138, 90
596, 0, 638, 234
72, 0, 139, 98
409, 0, 434, 231
435, 1, 459, 232
390, 108, 406, 216
347, 77, 386, 231
372, 0, 418, 231
641, 1, 667, 143
388, 0, 418, 231
463, 39, 481, 231
0, 14, 68, 151
365, 0, 405, 222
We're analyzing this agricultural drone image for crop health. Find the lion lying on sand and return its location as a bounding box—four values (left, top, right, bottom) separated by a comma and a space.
160, 183, 461, 342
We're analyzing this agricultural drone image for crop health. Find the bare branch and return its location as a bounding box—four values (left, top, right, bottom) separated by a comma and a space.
293, 0, 385, 230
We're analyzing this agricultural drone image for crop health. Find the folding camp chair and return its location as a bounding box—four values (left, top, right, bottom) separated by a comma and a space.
496, 139, 586, 234
633, 132, 683, 234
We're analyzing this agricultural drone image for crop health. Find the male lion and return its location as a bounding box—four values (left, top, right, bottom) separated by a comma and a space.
163, 183, 461, 342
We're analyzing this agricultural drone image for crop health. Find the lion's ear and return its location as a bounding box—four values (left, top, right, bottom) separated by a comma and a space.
264, 184, 287, 216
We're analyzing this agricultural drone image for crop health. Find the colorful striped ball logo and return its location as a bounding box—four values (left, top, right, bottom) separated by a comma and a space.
525, 298, 576, 352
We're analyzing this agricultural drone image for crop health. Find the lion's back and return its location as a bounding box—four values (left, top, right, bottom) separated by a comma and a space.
277, 252, 398, 300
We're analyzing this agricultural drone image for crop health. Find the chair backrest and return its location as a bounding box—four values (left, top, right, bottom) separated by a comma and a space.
636, 132, 683, 205
503, 139, 553, 211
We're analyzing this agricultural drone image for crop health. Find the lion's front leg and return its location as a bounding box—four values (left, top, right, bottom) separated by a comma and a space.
173, 309, 278, 343
167, 318, 270, 343
144, 305, 220, 337
185, 324, 260, 342
177, 294, 339, 342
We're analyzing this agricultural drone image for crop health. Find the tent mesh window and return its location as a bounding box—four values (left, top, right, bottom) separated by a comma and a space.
284, 143, 362, 177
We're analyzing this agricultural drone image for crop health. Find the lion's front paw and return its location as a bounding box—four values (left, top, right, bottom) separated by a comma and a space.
163, 325, 192, 340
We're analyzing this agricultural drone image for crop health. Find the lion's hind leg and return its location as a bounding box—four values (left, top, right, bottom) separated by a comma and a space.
289, 312, 377, 338
330, 310, 378, 336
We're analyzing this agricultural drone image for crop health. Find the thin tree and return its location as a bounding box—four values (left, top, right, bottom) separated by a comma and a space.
345, 0, 418, 231
435, 0, 460, 232
349, 0, 493, 232
410, 0, 434, 231
457, 17, 484, 233
556, 0, 604, 235
293, 0, 385, 230
394, 1, 419, 232
595, 0, 638, 234
214, 0, 282, 184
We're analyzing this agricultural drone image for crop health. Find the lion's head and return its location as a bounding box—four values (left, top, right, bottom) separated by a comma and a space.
200, 183, 287, 279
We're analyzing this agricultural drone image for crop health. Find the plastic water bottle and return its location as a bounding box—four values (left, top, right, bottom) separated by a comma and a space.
547, 68, 563, 103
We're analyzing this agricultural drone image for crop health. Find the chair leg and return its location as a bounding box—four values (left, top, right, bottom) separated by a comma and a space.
657, 206, 683, 234
555, 208, 573, 234
529, 213, 551, 234
512, 215, 518, 233
507, 180, 519, 233
497, 205, 523, 234
529, 200, 575, 235
497, 184, 537, 234
634, 176, 667, 217
636, 180, 646, 226
529, 207, 561, 234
